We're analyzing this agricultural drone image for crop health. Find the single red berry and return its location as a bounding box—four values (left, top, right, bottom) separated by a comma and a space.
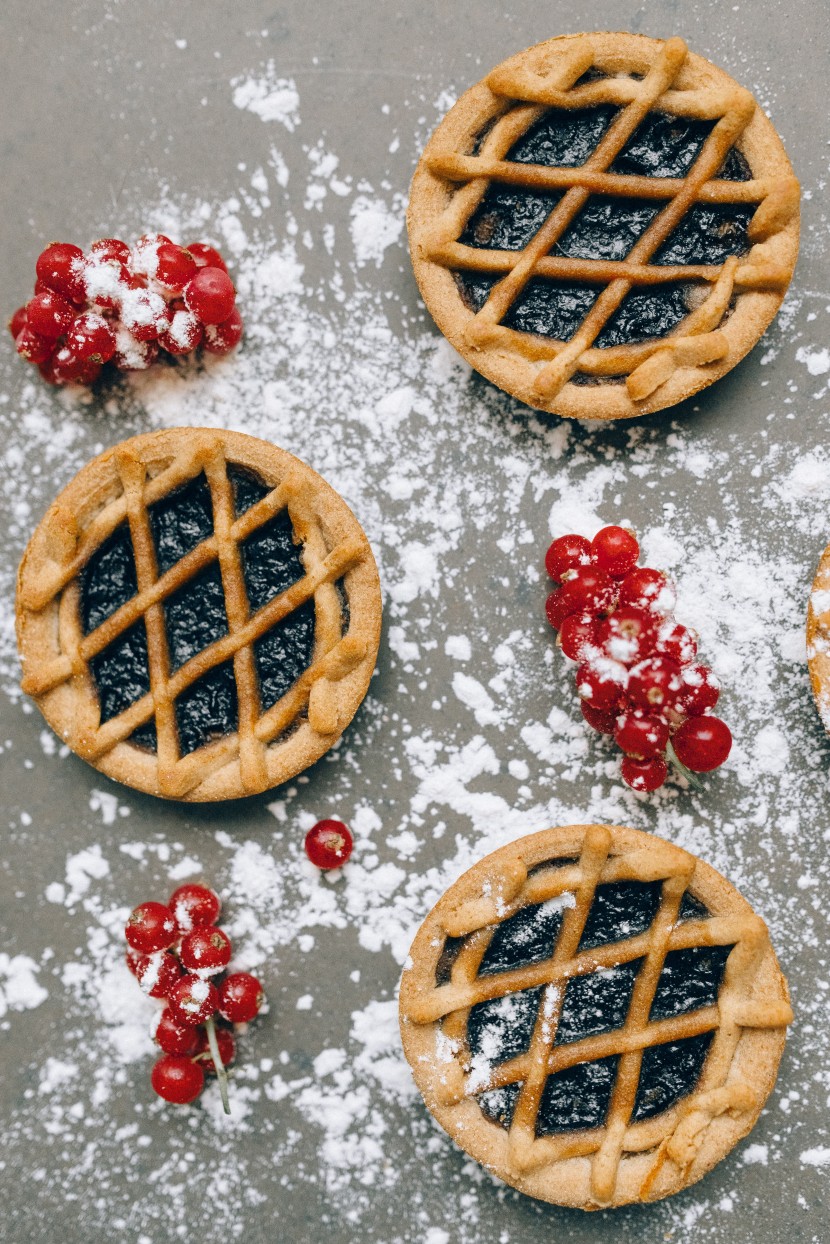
613, 710, 669, 760
183, 267, 236, 324
580, 702, 617, 735
596, 605, 657, 666
112, 329, 158, 371
618, 567, 676, 616
202, 306, 244, 355
25, 290, 76, 339
304, 819, 354, 869
125, 946, 144, 977
655, 620, 698, 666
672, 716, 732, 772
628, 656, 684, 714
120, 287, 170, 341
64, 312, 116, 363
558, 565, 617, 618
187, 242, 228, 272
81, 255, 130, 308
591, 525, 639, 578
153, 1008, 201, 1056
8, 305, 28, 339
621, 754, 668, 792
167, 975, 219, 1027
131, 233, 173, 277
218, 972, 265, 1023
194, 1026, 236, 1072
125, 901, 178, 954
545, 587, 575, 632
136, 950, 183, 999
180, 927, 232, 976
15, 327, 54, 364
35, 242, 85, 304
158, 308, 204, 355
45, 346, 102, 386
575, 657, 628, 712
169, 883, 221, 933
154, 242, 198, 291
558, 613, 599, 662
90, 237, 131, 264
545, 533, 591, 582
680, 664, 720, 716
151, 1054, 204, 1104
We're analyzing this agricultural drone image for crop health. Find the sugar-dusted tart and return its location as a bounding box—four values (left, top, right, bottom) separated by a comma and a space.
399, 824, 792, 1208
408, 32, 800, 420
16, 427, 382, 801
807, 540, 830, 731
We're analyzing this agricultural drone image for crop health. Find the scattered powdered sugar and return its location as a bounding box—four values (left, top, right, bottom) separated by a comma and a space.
1, 51, 830, 1244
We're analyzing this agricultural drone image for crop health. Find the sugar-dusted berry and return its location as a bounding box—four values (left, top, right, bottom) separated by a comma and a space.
545, 533, 591, 582
218, 972, 265, 1023
590, 525, 639, 578
125, 901, 178, 954
150, 1054, 204, 1104
304, 819, 354, 869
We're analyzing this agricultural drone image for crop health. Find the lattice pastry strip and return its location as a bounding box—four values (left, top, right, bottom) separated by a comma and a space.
408, 32, 799, 420
16, 427, 382, 802
400, 824, 792, 1208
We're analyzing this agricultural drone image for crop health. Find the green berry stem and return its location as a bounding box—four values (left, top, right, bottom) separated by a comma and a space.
205, 1016, 231, 1115
666, 738, 702, 790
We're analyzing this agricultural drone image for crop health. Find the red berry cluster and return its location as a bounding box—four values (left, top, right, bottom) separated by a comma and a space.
9, 235, 243, 387
124, 883, 264, 1113
545, 526, 732, 792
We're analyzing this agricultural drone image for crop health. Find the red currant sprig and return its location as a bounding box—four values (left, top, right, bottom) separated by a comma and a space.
9, 235, 243, 389
124, 882, 264, 1115
544, 524, 732, 792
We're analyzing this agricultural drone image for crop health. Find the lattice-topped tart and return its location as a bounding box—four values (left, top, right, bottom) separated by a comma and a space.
806, 541, 830, 733
399, 824, 791, 1208
16, 428, 382, 801
408, 33, 800, 420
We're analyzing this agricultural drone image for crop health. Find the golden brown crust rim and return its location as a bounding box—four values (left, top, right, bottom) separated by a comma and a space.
16, 427, 382, 802
408, 32, 800, 421
399, 824, 792, 1208
807, 541, 830, 732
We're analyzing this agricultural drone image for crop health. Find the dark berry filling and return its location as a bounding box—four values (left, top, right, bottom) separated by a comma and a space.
80, 464, 320, 755
463, 872, 727, 1134
454, 107, 753, 351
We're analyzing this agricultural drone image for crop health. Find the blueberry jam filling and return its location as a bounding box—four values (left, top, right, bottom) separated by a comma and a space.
454, 107, 753, 349
457, 874, 724, 1134
80, 464, 319, 754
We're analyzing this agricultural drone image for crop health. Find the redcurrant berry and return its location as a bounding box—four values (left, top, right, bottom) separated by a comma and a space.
154, 242, 198, 291
655, 620, 698, 666
180, 927, 232, 976
64, 313, 116, 363
169, 883, 221, 933
618, 567, 676, 616
580, 702, 617, 735
575, 657, 628, 711
545, 533, 591, 582
218, 972, 264, 1023
558, 613, 599, 662
158, 308, 203, 355
125, 946, 144, 977
35, 242, 85, 304
8, 305, 28, 339
628, 657, 684, 714
150, 1054, 204, 1104
90, 238, 131, 264
545, 588, 574, 631
621, 754, 668, 792
154, 1008, 201, 1056
596, 605, 657, 666
590, 525, 639, 578
25, 290, 75, 339
558, 566, 617, 618
304, 819, 354, 869
184, 267, 236, 324
202, 307, 244, 355
187, 242, 228, 272
613, 711, 669, 760
194, 1026, 236, 1072
120, 287, 170, 341
46, 346, 102, 386
135, 950, 183, 999
680, 664, 720, 716
81, 255, 130, 308
125, 901, 178, 954
112, 330, 159, 371
15, 327, 53, 365
672, 716, 732, 772
167, 975, 219, 1027
131, 233, 173, 277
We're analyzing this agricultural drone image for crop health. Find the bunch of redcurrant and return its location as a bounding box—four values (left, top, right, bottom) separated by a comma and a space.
9, 235, 243, 387
125, 883, 264, 1114
545, 525, 732, 792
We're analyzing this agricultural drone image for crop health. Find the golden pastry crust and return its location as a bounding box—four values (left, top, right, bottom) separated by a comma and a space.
807, 542, 830, 731
16, 427, 382, 802
408, 32, 800, 421
399, 824, 792, 1208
